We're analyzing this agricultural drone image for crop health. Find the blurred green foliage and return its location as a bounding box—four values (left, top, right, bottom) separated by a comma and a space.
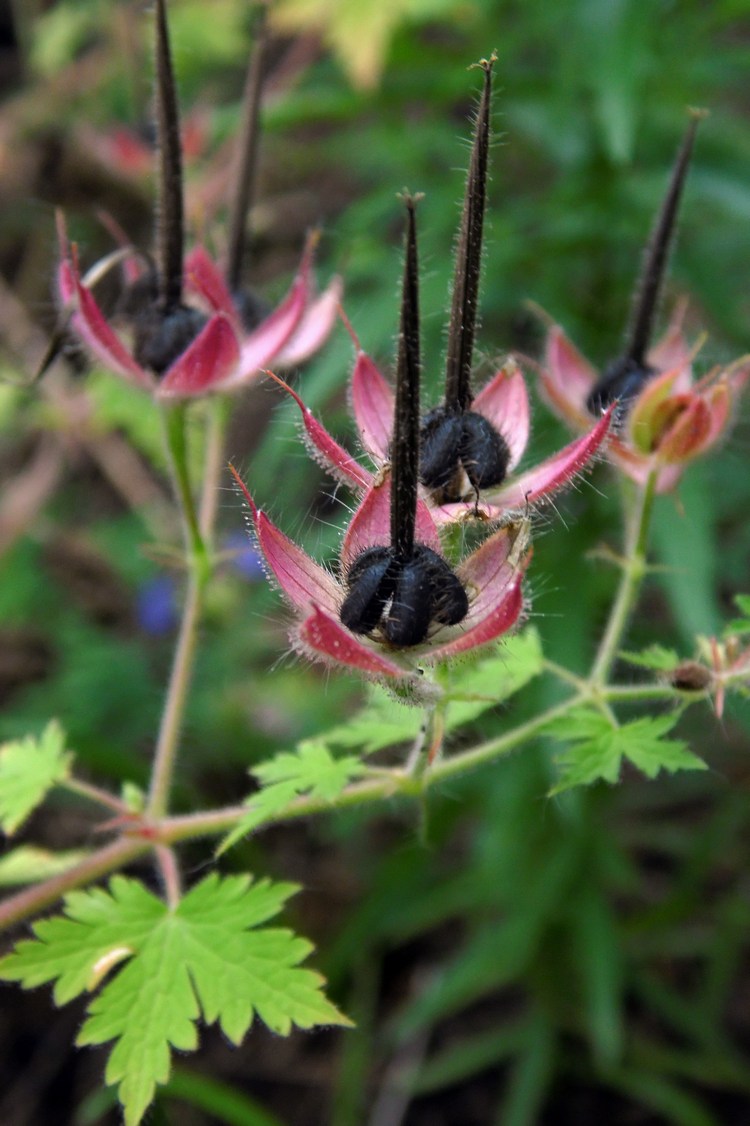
3, 0, 750, 1122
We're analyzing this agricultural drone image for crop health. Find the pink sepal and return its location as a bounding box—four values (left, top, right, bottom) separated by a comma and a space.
275, 276, 343, 367
268, 372, 372, 489
701, 381, 732, 449
627, 367, 682, 453
228, 465, 341, 616
473, 359, 530, 471
227, 238, 316, 389
72, 264, 153, 388
351, 351, 394, 462
458, 522, 529, 624
157, 314, 241, 398
297, 605, 411, 678
255, 511, 341, 616
57, 259, 75, 305
428, 579, 524, 661
543, 324, 597, 427
185, 246, 237, 320
340, 477, 441, 571
487, 406, 613, 511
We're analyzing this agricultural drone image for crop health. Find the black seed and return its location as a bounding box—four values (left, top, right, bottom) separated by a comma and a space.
459, 411, 510, 490
669, 661, 712, 692
340, 547, 395, 635
340, 543, 468, 647
419, 407, 464, 492
419, 407, 509, 501
133, 303, 208, 375
415, 545, 469, 625
586, 355, 656, 418
382, 556, 433, 646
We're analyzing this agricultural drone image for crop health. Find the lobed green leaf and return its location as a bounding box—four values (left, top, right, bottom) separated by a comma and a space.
546, 709, 707, 793
0, 721, 72, 835
218, 743, 366, 854
0, 873, 350, 1126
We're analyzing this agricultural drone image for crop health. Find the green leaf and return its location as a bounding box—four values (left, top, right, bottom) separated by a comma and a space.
0, 721, 72, 834
218, 743, 365, 854
444, 629, 544, 727
546, 710, 707, 793
619, 645, 681, 672
724, 593, 750, 637
306, 630, 544, 757
0, 846, 88, 886
0, 874, 350, 1126
579, 0, 652, 163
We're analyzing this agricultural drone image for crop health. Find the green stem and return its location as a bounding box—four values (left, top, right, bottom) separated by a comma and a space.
161, 403, 209, 584
198, 397, 231, 541
604, 683, 696, 702
590, 472, 657, 686
59, 776, 126, 814
0, 837, 150, 933
0, 670, 701, 933
156, 845, 182, 910
146, 569, 203, 820
147, 399, 229, 821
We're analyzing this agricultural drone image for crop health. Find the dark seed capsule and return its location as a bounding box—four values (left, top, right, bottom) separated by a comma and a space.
419, 407, 464, 493
459, 411, 511, 491
669, 661, 712, 692
382, 557, 433, 646
419, 406, 510, 501
414, 545, 469, 626
340, 542, 468, 647
133, 303, 208, 375
340, 546, 395, 635
586, 355, 656, 418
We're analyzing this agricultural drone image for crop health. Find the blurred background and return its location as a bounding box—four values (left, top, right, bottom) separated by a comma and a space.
2, 0, 750, 1122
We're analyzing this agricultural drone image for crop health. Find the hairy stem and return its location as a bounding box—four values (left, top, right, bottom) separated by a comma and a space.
161, 404, 208, 578
626, 112, 702, 365
444, 56, 494, 411
590, 471, 658, 686
59, 776, 127, 815
154, 0, 184, 309
0, 671, 700, 933
391, 195, 422, 560
147, 400, 228, 820
226, 4, 268, 292
146, 568, 203, 820
156, 845, 182, 909
0, 837, 151, 933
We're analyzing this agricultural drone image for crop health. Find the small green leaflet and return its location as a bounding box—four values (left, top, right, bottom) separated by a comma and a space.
619, 644, 680, 672
0, 874, 350, 1126
724, 593, 750, 638
545, 709, 706, 793
0, 846, 89, 886
219, 631, 544, 854
0, 720, 71, 834
218, 742, 365, 855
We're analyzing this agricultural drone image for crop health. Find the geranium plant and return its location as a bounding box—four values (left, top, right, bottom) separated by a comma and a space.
1, 5, 749, 1125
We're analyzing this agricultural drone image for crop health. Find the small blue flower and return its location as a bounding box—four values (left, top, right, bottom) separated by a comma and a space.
137, 575, 178, 635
